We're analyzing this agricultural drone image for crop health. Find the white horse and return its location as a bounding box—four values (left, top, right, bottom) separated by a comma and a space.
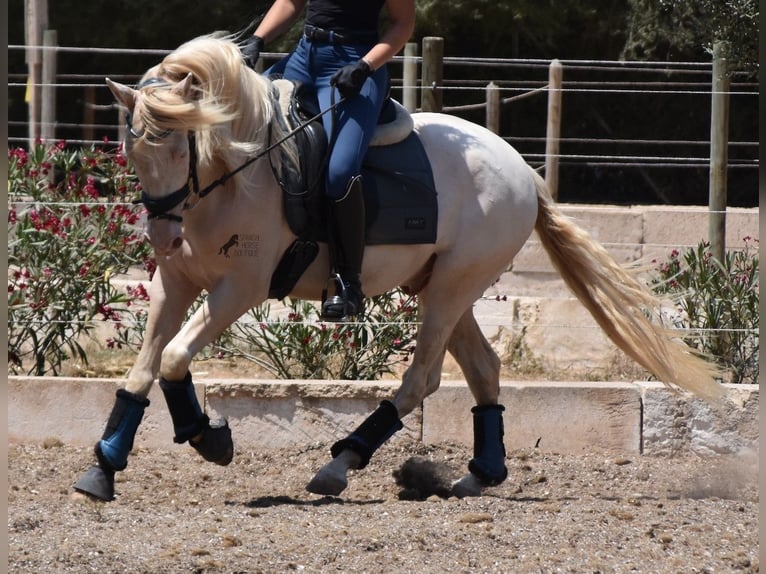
74, 34, 723, 501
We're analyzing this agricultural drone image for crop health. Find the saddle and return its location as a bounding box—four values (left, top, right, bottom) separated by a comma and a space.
267, 78, 438, 299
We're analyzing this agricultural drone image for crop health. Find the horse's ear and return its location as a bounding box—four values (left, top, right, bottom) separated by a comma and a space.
171, 73, 194, 98
106, 78, 136, 111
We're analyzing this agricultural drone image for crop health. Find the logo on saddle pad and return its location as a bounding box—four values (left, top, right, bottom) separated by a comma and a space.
218, 233, 259, 258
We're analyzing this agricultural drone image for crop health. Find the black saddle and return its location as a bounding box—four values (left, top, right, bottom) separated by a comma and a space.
267, 79, 438, 299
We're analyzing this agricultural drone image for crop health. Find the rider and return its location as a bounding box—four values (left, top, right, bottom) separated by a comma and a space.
242, 0, 415, 320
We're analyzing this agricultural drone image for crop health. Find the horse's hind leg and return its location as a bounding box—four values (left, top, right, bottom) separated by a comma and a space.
446, 308, 508, 496
306, 293, 464, 496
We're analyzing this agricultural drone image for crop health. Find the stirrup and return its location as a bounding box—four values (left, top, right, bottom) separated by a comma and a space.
321, 273, 363, 321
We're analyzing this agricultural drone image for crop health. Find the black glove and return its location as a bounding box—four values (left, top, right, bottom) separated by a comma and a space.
330, 59, 373, 99
242, 35, 264, 69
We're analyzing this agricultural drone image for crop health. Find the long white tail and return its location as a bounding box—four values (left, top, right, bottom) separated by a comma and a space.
530, 168, 724, 403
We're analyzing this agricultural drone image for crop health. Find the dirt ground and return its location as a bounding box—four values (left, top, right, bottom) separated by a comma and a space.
8, 437, 759, 574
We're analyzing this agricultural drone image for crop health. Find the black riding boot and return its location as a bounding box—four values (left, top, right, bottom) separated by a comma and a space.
321, 176, 366, 321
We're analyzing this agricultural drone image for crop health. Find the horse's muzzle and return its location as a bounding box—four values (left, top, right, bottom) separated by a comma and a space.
144, 222, 183, 255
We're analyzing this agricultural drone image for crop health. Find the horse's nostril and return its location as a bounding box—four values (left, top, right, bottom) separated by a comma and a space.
172, 237, 183, 249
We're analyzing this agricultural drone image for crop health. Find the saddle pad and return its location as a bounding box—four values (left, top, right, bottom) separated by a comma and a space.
361, 132, 438, 245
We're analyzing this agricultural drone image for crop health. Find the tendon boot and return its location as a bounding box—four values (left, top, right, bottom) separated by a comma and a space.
159, 372, 233, 466
74, 389, 150, 501
330, 400, 403, 469
467, 404, 508, 486
321, 176, 366, 321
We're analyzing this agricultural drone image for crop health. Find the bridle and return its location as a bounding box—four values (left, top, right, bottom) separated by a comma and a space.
128, 76, 343, 223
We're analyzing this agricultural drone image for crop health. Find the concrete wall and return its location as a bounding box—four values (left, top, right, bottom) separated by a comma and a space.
9, 377, 758, 458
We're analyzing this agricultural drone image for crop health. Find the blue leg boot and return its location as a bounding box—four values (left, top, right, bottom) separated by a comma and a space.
467, 404, 508, 486
159, 372, 233, 466
74, 389, 150, 501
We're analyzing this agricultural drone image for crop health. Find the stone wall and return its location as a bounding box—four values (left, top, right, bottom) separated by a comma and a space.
9, 377, 758, 458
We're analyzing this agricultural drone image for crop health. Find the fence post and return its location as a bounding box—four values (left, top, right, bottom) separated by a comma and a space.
486, 82, 500, 134
709, 41, 730, 262
41, 29, 57, 141
545, 59, 563, 200
82, 85, 95, 142
421, 37, 443, 112
25, 0, 49, 146
403, 42, 418, 112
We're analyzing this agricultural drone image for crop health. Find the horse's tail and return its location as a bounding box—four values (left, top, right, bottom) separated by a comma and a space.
529, 168, 725, 403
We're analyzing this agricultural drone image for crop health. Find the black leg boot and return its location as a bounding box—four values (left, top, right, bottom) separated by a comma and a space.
468, 404, 509, 486
159, 372, 233, 466
321, 176, 366, 321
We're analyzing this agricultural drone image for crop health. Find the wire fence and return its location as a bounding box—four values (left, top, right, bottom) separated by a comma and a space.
8, 44, 759, 171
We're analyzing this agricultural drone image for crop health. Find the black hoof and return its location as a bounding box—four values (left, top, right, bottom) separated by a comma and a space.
73, 465, 115, 501
191, 420, 233, 466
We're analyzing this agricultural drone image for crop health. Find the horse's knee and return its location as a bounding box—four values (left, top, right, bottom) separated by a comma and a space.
160, 343, 192, 381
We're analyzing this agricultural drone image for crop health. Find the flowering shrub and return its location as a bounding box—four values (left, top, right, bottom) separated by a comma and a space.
651, 239, 759, 384
8, 139, 418, 380
8, 140, 154, 375
215, 292, 419, 380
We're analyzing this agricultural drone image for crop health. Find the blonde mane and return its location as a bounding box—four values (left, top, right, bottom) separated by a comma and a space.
134, 33, 295, 173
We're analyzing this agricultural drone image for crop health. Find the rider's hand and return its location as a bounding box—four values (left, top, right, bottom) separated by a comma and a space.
242, 35, 264, 70
331, 59, 373, 99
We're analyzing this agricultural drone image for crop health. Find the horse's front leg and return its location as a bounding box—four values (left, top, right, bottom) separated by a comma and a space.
154, 280, 262, 468
74, 265, 200, 501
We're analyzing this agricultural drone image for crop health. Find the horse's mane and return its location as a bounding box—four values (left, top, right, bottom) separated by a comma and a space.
135, 33, 294, 171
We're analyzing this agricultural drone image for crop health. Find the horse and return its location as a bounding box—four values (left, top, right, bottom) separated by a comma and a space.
74, 33, 723, 502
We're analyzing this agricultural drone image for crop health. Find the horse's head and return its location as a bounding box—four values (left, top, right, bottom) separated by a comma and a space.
108, 74, 197, 255
108, 34, 282, 256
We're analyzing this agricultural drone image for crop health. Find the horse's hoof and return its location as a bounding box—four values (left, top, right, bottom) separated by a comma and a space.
73, 465, 115, 501
305, 468, 348, 496
450, 473, 483, 498
191, 420, 233, 466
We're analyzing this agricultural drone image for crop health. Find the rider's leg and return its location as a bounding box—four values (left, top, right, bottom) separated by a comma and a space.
321, 175, 366, 319
317, 66, 387, 320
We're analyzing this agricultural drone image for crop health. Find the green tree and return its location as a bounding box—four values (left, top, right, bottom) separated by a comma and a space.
622, 0, 759, 76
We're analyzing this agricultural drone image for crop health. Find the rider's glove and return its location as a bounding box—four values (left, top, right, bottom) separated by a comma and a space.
331, 59, 373, 99
242, 35, 264, 69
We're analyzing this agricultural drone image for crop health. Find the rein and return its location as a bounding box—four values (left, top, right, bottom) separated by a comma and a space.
131, 83, 344, 223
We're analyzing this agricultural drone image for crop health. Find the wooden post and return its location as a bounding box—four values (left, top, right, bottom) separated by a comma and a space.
545, 59, 563, 200
708, 41, 730, 262
24, 0, 48, 146
82, 85, 95, 142
486, 82, 500, 134
402, 42, 418, 112
40, 29, 57, 141
421, 37, 443, 112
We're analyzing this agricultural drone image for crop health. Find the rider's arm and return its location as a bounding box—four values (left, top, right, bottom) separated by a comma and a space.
361, 0, 415, 71
253, 0, 309, 44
